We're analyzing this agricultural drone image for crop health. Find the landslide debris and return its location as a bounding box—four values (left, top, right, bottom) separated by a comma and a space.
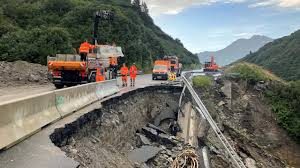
0, 61, 49, 87
194, 76, 300, 168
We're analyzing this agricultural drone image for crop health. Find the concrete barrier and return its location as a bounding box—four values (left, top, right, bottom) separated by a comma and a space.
0, 80, 119, 150
54, 83, 98, 117
96, 80, 119, 99
0, 91, 60, 150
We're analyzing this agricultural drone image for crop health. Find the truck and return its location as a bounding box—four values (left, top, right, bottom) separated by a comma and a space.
48, 44, 124, 89
152, 60, 170, 80
152, 56, 182, 80
48, 10, 124, 89
163, 56, 182, 77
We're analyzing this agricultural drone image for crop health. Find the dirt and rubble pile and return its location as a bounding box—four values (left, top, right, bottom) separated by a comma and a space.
0, 61, 49, 87
195, 78, 300, 168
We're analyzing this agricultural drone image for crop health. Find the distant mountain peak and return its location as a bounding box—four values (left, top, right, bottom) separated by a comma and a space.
242, 29, 300, 81
198, 35, 273, 66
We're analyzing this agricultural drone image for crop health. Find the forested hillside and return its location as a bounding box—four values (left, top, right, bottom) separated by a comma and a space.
242, 30, 300, 81
0, 0, 199, 70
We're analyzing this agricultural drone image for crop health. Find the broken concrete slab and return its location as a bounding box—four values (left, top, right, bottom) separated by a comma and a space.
128, 146, 161, 163
142, 127, 158, 141
141, 126, 177, 147
147, 123, 168, 134
136, 133, 151, 145
157, 133, 177, 147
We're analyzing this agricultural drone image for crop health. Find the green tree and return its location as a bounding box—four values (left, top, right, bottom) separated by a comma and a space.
132, 0, 141, 10
0, 27, 73, 64
0, 0, 199, 69
141, 1, 149, 14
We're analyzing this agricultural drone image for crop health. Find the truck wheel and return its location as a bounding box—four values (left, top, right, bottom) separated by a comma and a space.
152, 76, 155, 80
55, 84, 64, 89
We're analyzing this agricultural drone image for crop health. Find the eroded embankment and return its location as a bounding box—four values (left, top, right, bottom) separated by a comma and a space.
50, 86, 183, 168
196, 78, 300, 168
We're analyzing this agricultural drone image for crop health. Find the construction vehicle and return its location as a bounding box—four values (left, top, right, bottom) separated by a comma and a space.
163, 56, 182, 77
152, 60, 170, 80
48, 11, 124, 89
152, 56, 182, 80
203, 56, 219, 72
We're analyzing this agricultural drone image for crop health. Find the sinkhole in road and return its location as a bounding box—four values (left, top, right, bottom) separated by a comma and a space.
50, 86, 188, 168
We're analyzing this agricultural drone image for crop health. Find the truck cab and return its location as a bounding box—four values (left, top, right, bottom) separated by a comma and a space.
152, 60, 170, 80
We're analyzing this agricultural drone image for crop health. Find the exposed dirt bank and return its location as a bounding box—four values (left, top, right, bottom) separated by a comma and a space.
50, 86, 184, 168
196, 79, 300, 168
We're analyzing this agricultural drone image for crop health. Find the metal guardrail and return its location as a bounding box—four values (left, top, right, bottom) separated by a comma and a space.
181, 72, 246, 168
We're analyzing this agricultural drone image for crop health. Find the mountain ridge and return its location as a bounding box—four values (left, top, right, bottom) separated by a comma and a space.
242, 29, 300, 81
198, 35, 273, 66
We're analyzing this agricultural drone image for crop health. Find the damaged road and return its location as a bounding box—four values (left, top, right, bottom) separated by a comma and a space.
50, 86, 196, 168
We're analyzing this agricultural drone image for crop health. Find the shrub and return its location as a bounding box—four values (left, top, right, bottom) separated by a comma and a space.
265, 80, 300, 141
192, 76, 212, 88
226, 62, 281, 84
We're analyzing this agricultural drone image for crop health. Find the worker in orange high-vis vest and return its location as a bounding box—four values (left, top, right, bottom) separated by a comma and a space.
96, 65, 105, 82
129, 63, 138, 87
120, 63, 129, 87
79, 41, 94, 61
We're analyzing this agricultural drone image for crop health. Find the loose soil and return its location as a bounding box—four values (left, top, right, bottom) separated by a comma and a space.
0, 61, 49, 88
197, 79, 300, 168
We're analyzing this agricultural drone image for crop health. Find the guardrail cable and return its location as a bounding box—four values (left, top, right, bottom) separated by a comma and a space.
181, 73, 246, 168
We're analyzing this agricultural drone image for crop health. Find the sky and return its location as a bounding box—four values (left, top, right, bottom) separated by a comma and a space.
143, 0, 300, 53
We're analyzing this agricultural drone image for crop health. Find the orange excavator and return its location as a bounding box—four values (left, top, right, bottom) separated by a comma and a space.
48, 11, 123, 89
203, 56, 219, 72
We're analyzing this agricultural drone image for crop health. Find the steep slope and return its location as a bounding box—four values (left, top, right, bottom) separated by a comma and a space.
242, 29, 300, 81
0, 0, 199, 70
198, 35, 273, 66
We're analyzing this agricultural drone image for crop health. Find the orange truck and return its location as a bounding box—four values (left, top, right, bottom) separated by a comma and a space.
152, 56, 182, 80
163, 56, 182, 77
48, 43, 123, 89
152, 60, 170, 80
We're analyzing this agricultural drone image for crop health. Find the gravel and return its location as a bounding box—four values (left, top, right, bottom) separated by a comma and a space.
0, 61, 49, 87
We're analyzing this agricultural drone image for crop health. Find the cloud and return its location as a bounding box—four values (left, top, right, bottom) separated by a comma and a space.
249, 0, 300, 9
143, 0, 300, 16
143, 0, 218, 16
